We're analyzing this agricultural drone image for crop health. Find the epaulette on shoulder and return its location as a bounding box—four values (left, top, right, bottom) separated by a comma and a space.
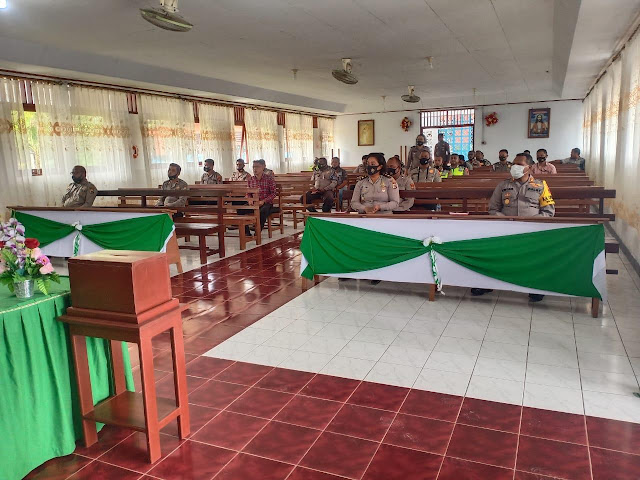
357, 175, 367, 181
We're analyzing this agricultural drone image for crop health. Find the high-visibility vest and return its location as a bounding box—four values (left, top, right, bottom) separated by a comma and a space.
440, 170, 449, 179
451, 166, 466, 176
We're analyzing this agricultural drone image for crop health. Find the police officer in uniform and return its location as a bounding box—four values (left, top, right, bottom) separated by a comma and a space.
410, 152, 441, 183
448, 154, 469, 176
434, 133, 451, 164
353, 155, 368, 175
302, 157, 337, 212
351, 153, 399, 214
231, 159, 250, 181
473, 150, 491, 167
472, 153, 555, 301
62, 165, 97, 207
157, 163, 189, 208
201, 158, 223, 184
406, 134, 431, 174
492, 149, 512, 172
387, 156, 415, 212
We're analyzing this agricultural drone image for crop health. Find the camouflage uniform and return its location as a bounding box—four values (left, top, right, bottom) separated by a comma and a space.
62, 179, 98, 207
488, 176, 555, 217
157, 178, 189, 207
230, 170, 250, 181
201, 170, 222, 184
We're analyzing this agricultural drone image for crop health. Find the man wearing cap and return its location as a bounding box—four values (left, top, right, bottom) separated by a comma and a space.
231, 158, 250, 181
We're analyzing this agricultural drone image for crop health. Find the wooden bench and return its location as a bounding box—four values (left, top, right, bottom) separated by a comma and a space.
174, 223, 223, 263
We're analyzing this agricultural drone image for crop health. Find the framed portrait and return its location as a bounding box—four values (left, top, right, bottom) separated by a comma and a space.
358, 119, 375, 146
528, 108, 550, 138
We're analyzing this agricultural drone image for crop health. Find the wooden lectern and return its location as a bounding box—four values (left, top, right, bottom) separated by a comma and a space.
59, 250, 190, 463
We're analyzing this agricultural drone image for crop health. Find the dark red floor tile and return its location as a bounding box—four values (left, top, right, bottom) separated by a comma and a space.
215, 453, 293, 480
197, 324, 244, 343
516, 436, 590, 480
191, 305, 232, 324
188, 380, 248, 409
155, 374, 207, 401
181, 300, 216, 317
227, 387, 294, 419
243, 421, 321, 463
587, 415, 640, 455
152, 333, 173, 350
25, 454, 93, 480
300, 431, 378, 479
217, 299, 256, 315
153, 351, 198, 372
514, 472, 561, 480
214, 362, 273, 386
383, 413, 453, 454
242, 303, 281, 316
255, 367, 315, 393
400, 390, 462, 422
438, 457, 513, 480
222, 313, 266, 328
182, 318, 222, 337
520, 407, 587, 445
162, 404, 220, 437
99, 432, 183, 473
74, 425, 134, 458
67, 460, 141, 479
185, 356, 234, 379
362, 444, 441, 480
327, 404, 395, 441
347, 382, 409, 411
287, 467, 346, 480
182, 335, 224, 355
458, 397, 522, 433
299, 374, 360, 402
192, 411, 268, 450
274, 394, 343, 429
590, 447, 640, 480
447, 424, 517, 469
148, 440, 235, 480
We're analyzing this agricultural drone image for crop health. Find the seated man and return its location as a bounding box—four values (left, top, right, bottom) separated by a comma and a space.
62, 165, 97, 207
561, 147, 586, 171
387, 156, 415, 212
353, 155, 368, 175
301, 157, 337, 212
410, 152, 441, 183
330, 156, 349, 209
157, 163, 188, 208
201, 158, 222, 184
472, 150, 491, 167
240, 159, 277, 236
230, 158, 250, 181
530, 148, 557, 174
472, 153, 555, 302
492, 149, 512, 172
447, 154, 469, 176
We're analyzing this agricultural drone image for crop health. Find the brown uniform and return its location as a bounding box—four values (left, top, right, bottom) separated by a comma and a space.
157, 178, 189, 207
311, 168, 337, 191
407, 145, 431, 171
492, 161, 512, 172
351, 176, 400, 214
201, 170, 222, 184
410, 166, 441, 183
488, 176, 555, 217
230, 170, 250, 181
61, 179, 98, 207
393, 175, 415, 212
434, 140, 451, 164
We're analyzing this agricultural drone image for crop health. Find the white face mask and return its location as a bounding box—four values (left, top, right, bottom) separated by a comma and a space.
510, 164, 525, 179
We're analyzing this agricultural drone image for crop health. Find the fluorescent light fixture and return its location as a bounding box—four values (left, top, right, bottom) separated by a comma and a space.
0, 0, 6, 9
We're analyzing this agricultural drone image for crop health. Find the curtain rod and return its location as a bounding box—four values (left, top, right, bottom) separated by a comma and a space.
0, 69, 337, 119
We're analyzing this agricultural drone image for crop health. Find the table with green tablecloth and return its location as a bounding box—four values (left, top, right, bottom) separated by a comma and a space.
0, 277, 134, 480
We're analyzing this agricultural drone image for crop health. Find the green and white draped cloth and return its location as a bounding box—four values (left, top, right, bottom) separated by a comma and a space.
300, 216, 607, 300
12, 210, 175, 257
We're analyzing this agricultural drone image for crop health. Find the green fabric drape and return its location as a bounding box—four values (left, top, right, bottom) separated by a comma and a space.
13, 211, 174, 253
300, 217, 605, 299
0, 277, 135, 480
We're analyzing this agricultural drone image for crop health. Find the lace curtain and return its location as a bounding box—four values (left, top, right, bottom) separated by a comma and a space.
583, 34, 640, 264
198, 104, 235, 179
285, 113, 313, 172
138, 94, 197, 187
245, 109, 281, 173
318, 117, 335, 159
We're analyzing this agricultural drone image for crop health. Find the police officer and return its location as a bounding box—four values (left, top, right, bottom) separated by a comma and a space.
434, 133, 451, 164
353, 155, 368, 175
157, 163, 189, 207
201, 158, 222, 184
473, 150, 491, 167
448, 154, 469, 176
406, 134, 431, 174
330, 157, 348, 209
62, 165, 97, 207
410, 152, 441, 183
387, 156, 415, 212
230, 158, 250, 181
351, 153, 399, 214
473, 153, 555, 301
492, 149, 512, 172
302, 157, 337, 212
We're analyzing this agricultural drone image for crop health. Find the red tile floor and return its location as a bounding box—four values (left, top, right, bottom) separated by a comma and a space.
25, 234, 640, 480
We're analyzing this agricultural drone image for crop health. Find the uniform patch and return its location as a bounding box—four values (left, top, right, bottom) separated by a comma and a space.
504, 199, 510, 205
410, 182, 416, 190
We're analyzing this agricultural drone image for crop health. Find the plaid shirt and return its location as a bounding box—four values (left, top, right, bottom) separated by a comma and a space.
247, 173, 276, 204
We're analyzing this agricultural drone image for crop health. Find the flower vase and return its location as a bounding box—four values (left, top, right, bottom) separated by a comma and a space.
14, 279, 35, 299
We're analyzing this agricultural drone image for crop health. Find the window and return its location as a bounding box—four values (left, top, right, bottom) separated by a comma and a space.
421, 108, 475, 158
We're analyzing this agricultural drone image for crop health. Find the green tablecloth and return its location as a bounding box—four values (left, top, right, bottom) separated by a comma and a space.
0, 277, 134, 480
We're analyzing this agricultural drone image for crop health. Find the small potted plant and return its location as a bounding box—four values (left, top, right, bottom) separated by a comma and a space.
0, 218, 61, 299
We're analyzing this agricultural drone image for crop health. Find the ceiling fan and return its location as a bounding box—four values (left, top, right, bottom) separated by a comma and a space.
140, 0, 193, 32
332, 58, 358, 85
401, 85, 421, 103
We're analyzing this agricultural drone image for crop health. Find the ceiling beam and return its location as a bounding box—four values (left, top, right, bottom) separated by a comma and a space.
552, 0, 582, 96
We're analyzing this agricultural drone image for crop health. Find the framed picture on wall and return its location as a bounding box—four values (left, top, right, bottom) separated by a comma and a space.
528, 108, 550, 138
358, 119, 375, 146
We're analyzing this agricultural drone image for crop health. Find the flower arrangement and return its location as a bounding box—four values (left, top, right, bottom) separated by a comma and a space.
0, 218, 60, 295
484, 112, 498, 126
401, 117, 412, 132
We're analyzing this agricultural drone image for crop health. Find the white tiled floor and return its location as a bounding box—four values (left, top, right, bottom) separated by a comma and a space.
205, 250, 640, 424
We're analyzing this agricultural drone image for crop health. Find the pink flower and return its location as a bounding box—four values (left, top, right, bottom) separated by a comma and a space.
30, 247, 42, 259
39, 262, 54, 275
37, 255, 50, 265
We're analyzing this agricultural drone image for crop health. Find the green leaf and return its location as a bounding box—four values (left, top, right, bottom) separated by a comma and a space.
36, 278, 48, 295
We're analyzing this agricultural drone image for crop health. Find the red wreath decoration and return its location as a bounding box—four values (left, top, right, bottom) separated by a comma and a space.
484, 112, 498, 126
401, 117, 412, 132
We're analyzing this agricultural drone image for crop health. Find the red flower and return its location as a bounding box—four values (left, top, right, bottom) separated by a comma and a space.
25, 238, 40, 249
0, 241, 4, 248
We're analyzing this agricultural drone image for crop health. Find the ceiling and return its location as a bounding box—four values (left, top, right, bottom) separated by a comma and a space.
0, 0, 638, 113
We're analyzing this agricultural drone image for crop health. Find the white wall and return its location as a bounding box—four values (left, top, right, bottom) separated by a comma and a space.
334, 101, 584, 167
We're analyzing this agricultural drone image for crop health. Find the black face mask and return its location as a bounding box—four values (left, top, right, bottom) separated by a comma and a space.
420, 158, 429, 165
499, 156, 507, 161
72, 175, 82, 184
387, 166, 397, 175
537, 157, 546, 162
204, 166, 212, 172
168, 174, 178, 180
366, 165, 380, 176
318, 163, 328, 170
416, 141, 424, 146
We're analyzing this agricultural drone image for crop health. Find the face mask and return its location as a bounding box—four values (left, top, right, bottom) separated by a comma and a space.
537, 156, 546, 162
366, 165, 379, 176
499, 156, 507, 161
387, 167, 397, 175
318, 163, 328, 170
511, 164, 525, 179
168, 174, 178, 180
204, 166, 212, 172
237, 166, 244, 171
72, 175, 82, 184
416, 140, 424, 146
420, 158, 429, 165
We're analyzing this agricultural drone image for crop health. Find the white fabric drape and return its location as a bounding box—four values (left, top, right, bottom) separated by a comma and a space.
138, 94, 197, 187
318, 117, 335, 159
285, 113, 313, 172
198, 104, 235, 179
245, 109, 281, 172
584, 33, 640, 264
